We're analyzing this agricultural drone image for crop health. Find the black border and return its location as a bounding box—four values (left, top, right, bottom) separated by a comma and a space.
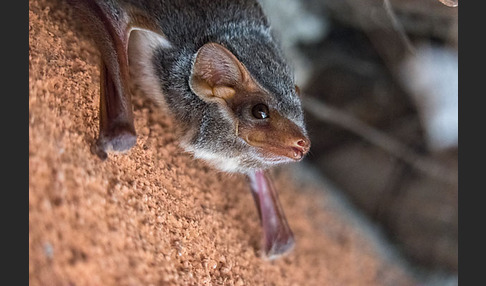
6, 0, 28, 284
457, 1, 480, 284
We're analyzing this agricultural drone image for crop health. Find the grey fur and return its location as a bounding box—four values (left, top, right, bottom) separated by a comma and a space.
78, 0, 307, 173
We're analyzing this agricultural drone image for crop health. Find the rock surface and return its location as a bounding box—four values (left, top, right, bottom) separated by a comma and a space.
29, 0, 417, 285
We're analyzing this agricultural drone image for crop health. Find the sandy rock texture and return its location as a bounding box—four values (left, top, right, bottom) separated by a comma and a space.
29, 0, 417, 285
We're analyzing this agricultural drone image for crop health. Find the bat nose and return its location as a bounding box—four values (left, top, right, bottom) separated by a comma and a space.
296, 137, 310, 152
297, 138, 309, 148
291, 137, 310, 160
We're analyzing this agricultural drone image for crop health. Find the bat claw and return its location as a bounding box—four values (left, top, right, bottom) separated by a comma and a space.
91, 143, 108, 160
263, 234, 295, 260
91, 124, 137, 160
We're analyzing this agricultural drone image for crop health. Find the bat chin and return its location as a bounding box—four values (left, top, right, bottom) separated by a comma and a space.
258, 146, 307, 164
245, 138, 308, 162
263, 155, 295, 164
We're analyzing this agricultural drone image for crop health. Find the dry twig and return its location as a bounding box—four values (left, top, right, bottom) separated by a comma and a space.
383, 0, 416, 55
302, 97, 457, 185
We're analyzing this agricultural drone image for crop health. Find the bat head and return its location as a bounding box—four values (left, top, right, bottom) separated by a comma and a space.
187, 43, 310, 173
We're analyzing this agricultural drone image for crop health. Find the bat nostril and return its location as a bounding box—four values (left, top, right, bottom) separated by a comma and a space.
296, 138, 310, 151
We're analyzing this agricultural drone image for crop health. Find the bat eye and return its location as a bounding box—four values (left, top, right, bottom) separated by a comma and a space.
251, 103, 269, 119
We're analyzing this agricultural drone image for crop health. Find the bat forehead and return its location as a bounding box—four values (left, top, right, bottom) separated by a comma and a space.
234, 71, 302, 119
252, 83, 303, 126
234, 89, 304, 130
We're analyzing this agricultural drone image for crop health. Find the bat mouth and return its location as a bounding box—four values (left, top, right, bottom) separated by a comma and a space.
247, 140, 309, 163
291, 146, 305, 161
272, 146, 306, 162
243, 132, 311, 164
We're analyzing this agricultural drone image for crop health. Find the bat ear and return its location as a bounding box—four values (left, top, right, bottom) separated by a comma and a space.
189, 43, 247, 104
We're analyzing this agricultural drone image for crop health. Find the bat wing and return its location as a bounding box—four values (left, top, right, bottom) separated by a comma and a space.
67, 0, 170, 158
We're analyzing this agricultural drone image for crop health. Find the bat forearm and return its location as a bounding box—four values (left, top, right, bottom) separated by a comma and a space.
71, 0, 137, 159
248, 170, 295, 260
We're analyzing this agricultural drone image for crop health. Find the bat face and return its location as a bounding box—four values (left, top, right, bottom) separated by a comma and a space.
187, 43, 310, 173
230, 89, 310, 165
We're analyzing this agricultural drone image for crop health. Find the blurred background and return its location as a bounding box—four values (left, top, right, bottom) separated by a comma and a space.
259, 0, 458, 282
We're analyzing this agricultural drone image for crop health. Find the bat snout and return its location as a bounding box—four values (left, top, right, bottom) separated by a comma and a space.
288, 137, 310, 161
238, 113, 311, 163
